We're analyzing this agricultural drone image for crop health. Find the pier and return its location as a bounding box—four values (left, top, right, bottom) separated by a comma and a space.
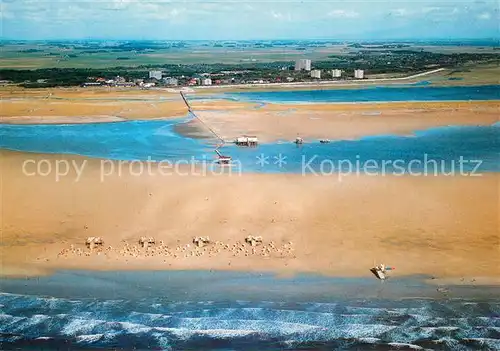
179, 91, 225, 145
179, 91, 231, 164
179, 90, 193, 113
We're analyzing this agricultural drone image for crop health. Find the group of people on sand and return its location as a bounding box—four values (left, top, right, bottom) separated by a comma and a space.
56, 236, 295, 260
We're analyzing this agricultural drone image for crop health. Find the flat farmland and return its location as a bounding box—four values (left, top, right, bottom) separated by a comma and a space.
0, 43, 350, 69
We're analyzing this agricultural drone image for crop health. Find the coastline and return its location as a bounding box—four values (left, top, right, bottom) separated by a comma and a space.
2, 270, 500, 301
2, 270, 499, 351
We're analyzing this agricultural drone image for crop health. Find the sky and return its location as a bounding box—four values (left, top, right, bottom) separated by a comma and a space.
1, 0, 499, 40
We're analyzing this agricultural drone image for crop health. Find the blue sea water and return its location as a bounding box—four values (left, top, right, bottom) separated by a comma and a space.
1, 271, 500, 350
0, 117, 212, 161
222, 85, 500, 104
1, 118, 499, 174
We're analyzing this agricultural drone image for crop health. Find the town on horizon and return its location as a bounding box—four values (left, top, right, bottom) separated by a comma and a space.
1, 38, 498, 89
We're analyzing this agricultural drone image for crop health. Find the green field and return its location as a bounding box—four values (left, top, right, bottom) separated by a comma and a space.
1, 41, 498, 70
0, 43, 345, 69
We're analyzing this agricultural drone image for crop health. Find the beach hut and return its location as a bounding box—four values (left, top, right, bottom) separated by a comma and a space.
370, 264, 395, 280
193, 236, 211, 247
139, 237, 156, 248
215, 149, 232, 165
245, 235, 263, 247
85, 237, 104, 250
235, 135, 258, 147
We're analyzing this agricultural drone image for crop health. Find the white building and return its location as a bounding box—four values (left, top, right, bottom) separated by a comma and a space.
149, 70, 163, 80
331, 69, 342, 78
310, 70, 321, 79
294, 59, 312, 71
163, 77, 178, 86
201, 78, 212, 86
235, 135, 258, 146
354, 69, 365, 79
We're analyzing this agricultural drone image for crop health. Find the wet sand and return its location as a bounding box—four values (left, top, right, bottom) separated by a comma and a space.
0, 100, 188, 122
2, 88, 498, 142
1, 151, 498, 281
0, 87, 188, 121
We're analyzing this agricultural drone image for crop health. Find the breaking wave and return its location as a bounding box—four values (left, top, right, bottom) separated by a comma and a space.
1, 293, 499, 350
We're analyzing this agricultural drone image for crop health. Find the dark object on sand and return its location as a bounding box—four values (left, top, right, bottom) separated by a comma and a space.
193, 236, 211, 247
245, 235, 263, 247
437, 287, 450, 293
85, 237, 103, 249
139, 237, 156, 248
370, 264, 395, 280
320, 139, 330, 144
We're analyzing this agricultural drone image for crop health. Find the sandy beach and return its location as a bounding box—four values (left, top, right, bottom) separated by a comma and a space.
1, 151, 498, 281
0, 87, 188, 122
1, 85, 499, 282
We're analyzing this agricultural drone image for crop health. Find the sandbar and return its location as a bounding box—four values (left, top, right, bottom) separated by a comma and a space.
2, 87, 498, 144
1, 151, 498, 282
189, 100, 499, 142
0, 87, 188, 121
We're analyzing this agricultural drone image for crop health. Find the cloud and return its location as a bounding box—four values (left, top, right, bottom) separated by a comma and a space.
0, 2, 14, 19
389, 6, 463, 18
2, 0, 499, 40
390, 8, 409, 17
271, 11, 282, 19
270, 11, 292, 21
327, 10, 359, 18
421, 7, 442, 14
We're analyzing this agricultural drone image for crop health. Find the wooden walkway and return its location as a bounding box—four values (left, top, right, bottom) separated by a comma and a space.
179, 91, 226, 146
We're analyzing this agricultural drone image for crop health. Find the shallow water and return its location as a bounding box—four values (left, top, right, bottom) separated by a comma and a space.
1, 85, 499, 174
1, 118, 499, 174
1, 271, 499, 350
0, 116, 213, 161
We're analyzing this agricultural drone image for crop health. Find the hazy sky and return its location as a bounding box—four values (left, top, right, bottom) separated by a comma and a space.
1, 0, 499, 40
